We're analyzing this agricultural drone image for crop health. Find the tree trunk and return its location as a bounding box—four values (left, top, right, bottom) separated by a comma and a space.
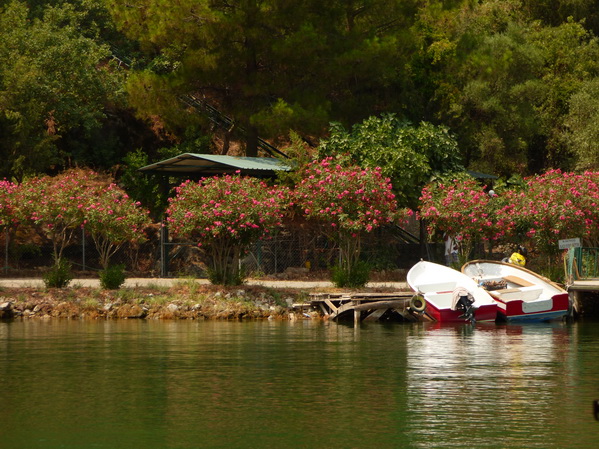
245, 125, 259, 157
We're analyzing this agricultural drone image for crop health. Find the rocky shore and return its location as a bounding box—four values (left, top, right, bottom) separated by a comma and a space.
0, 282, 320, 321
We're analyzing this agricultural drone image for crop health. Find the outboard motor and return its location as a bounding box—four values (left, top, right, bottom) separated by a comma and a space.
451, 287, 477, 323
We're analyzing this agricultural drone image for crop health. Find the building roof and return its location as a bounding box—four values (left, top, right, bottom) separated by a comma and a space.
139, 153, 292, 178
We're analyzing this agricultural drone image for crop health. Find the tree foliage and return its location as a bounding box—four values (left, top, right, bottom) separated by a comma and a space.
166, 175, 288, 285
105, 0, 420, 155
414, 1, 599, 177
420, 169, 599, 264
0, 1, 124, 180
293, 157, 399, 286
13, 168, 150, 266
564, 78, 599, 169
4, 1, 599, 180
318, 114, 462, 209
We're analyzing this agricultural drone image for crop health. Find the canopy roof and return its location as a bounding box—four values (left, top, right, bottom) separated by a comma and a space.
139, 153, 292, 178
139, 153, 497, 182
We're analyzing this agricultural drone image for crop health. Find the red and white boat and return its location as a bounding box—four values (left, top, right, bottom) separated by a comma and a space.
407, 261, 498, 323
461, 260, 570, 322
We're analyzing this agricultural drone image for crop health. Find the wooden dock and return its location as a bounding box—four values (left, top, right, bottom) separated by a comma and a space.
304, 291, 430, 323
567, 280, 599, 316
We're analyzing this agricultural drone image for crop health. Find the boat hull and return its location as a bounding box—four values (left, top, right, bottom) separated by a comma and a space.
493, 292, 570, 322
462, 260, 570, 323
425, 302, 498, 323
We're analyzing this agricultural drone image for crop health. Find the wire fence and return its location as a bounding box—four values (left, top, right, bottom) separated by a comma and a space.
1, 220, 427, 278
1, 226, 161, 277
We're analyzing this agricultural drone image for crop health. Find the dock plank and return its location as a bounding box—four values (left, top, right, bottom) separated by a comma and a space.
363, 309, 387, 322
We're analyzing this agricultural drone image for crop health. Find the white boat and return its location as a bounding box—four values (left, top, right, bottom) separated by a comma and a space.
407, 261, 498, 323
461, 260, 570, 322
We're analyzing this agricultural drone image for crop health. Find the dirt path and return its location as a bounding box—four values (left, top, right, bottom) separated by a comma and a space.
0, 277, 409, 290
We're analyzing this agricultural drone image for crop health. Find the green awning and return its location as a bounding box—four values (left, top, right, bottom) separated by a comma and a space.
139, 153, 292, 178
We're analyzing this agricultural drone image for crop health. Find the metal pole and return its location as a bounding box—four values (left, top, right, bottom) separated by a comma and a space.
160, 223, 166, 277
4, 228, 8, 273
274, 234, 278, 274
257, 240, 262, 272
160, 221, 169, 277
82, 224, 86, 271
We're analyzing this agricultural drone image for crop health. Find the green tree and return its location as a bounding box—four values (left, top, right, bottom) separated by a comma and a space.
318, 114, 463, 209
0, 1, 122, 180
414, 1, 599, 176
564, 78, 599, 169
120, 146, 183, 219
105, 0, 420, 156
519, 0, 599, 35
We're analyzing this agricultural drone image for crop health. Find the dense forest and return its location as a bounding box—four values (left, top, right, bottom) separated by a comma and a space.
3, 0, 599, 193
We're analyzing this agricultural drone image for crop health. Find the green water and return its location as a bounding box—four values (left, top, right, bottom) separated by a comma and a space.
1, 319, 598, 449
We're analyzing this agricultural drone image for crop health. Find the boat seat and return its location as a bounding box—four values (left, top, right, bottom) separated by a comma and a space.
498, 288, 521, 293
493, 287, 543, 301
417, 281, 457, 293
503, 275, 534, 287
425, 292, 454, 309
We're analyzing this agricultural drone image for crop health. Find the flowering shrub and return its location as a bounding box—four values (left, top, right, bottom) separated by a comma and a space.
419, 170, 599, 263
83, 182, 151, 269
17, 169, 101, 263
0, 180, 18, 230
419, 178, 500, 256
293, 157, 398, 286
16, 169, 151, 267
167, 174, 288, 285
496, 170, 599, 254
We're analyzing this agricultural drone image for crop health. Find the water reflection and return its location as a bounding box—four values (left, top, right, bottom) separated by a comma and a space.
1, 320, 599, 449
405, 322, 592, 448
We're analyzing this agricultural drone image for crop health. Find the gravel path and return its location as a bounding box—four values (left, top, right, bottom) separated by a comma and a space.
0, 277, 410, 290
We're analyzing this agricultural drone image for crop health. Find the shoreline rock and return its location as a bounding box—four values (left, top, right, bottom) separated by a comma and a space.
0, 301, 13, 319
0, 285, 312, 321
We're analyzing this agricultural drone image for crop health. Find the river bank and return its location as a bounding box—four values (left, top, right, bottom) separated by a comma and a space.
0, 278, 408, 321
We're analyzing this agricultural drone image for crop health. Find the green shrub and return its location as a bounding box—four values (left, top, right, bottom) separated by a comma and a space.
100, 264, 126, 290
43, 259, 73, 288
14, 243, 42, 261
206, 266, 245, 286
331, 261, 370, 288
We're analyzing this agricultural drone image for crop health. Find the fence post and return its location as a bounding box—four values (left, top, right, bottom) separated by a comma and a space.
4, 228, 8, 273
257, 240, 262, 272
81, 224, 86, 271
160, 221, 169, 277
274, 233, 278, 274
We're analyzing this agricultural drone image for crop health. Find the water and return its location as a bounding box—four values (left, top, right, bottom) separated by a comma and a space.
1, 319, 598, 449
